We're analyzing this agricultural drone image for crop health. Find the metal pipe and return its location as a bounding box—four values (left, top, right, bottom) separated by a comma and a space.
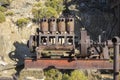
118, 4, 120, 37
112, 37, 120, 80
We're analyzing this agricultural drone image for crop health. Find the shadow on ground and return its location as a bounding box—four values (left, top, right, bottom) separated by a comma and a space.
9, 42, 32, 77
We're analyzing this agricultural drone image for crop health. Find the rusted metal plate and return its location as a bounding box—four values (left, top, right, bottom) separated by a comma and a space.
25, 59, 113, 69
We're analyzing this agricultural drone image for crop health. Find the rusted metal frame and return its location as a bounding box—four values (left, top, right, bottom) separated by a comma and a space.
39, 34, 74, 46
25, 59, 113, 69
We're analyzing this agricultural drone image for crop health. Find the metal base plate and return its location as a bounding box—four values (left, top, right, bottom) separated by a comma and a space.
25, 58, 113, 69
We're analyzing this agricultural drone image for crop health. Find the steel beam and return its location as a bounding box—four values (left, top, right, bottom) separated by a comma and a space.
25, 59, 113, 69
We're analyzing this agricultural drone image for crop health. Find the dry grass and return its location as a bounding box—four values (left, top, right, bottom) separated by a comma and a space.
19, 69, 44, 80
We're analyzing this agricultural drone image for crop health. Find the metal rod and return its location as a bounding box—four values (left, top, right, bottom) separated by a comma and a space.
118, 4, 120, 37
112, 37, 120, 80
98, 35, 101, 43
113, 43, 119, 80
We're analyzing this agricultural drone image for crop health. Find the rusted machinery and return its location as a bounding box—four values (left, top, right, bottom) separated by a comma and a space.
28, 17, 75, 59
26, 17, 119, 69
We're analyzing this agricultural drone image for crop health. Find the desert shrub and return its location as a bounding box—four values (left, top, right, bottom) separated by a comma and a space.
62, 74, 69, 80
5, 11, 14, 16
44, 69, 62, 80
0, 11, 6, 23
34, 2, 42, 7
0, 6, 7, 12
44, 69, 88, 80
32, 0, 64, 20
45, 0, 64, 14
16, 18, 29, 28
69, 70, 88, 80
32, 7, 58, 19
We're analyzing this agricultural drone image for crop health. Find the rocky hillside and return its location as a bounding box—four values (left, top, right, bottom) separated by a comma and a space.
0, 0, 39, 77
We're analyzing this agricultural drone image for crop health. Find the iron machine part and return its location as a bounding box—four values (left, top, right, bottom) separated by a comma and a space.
40, 18, 49, 34
26, 17, 120, 70
66, 18, 74, 34
27, 17, 113, 60
49, 18, 57, 34
28, 17, 75, 59
57, 18, 66, 33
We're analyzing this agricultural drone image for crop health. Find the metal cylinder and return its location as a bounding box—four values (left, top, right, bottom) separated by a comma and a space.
57, 18, 66, 33
40, 18, 48, 33
112, 36, 120, 80
112, 37, 120, 43
80, 29, 90, 57
49, 18, 57, 33
66, 18, 74, 34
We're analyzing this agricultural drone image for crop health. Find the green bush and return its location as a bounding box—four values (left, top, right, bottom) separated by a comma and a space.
32, 7, 58, 19
45, 0, 64, 14
45, 69, 62, 80
32, 0, 64, 19
69, 70, 88, 80
44, 69, 88, 80
0, 11, 6, 23
62, 74, 69, 80
5, 11, 14, 16
0, 6, 7, 12
34, 2, 42, 7
16, 18, 29, 28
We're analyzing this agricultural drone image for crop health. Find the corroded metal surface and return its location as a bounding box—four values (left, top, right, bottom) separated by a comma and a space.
66, 18, 74, 34
29, 17, 110, 59
49, 18, 57, 33
40, 18, 48, 33
25, 59, 113, 69
80, 29, 90, 56
57, 18, 66, 32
